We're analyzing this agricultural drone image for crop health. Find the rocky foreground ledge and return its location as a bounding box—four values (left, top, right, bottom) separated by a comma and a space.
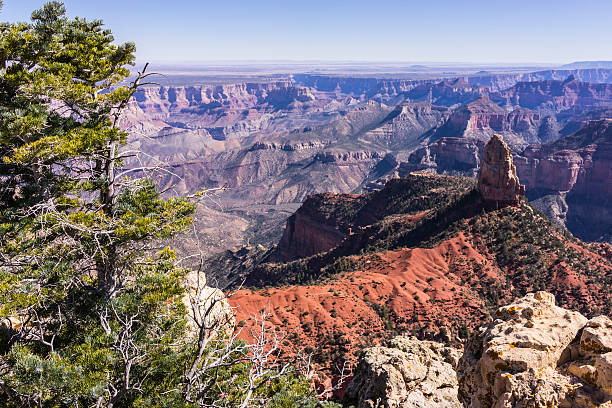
346, 292, 612, 408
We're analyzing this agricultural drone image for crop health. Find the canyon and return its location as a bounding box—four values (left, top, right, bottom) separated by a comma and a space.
123, 68, 612, 251
118, 64, 612, 406
224, 165, 612, 388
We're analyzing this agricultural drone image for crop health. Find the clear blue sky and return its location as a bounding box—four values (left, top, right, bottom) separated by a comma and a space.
1, 0, 611, 64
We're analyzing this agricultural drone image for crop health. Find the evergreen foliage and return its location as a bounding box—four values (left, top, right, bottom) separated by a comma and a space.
0, 3, 317, 407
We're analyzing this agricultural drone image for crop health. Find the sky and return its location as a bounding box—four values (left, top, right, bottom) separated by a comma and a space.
1, 0, 611, 64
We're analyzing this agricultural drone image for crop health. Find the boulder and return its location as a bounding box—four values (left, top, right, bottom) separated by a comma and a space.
458, 291, 612, 407
184, 270, 235, 336
345, 337, 462, 408
580, 315, 612, 357
477, 134, 525, 205
595, 353, 612, 395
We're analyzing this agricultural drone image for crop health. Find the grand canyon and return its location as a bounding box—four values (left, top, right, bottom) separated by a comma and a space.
121, 63, 612, 405
123, 66, 612, 253
2, 1, 612, 407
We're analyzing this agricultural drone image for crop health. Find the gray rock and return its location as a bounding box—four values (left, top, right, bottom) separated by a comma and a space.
345, 337, 462, 408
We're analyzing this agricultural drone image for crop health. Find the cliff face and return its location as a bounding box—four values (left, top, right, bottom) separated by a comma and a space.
404, 137, 485, 175
405, 78, 489, 107
427, 96, 550, 147
133, 81, 315, 116
515, 119, 612, 241
491, 77, 612, 118
275, 193, 363, 261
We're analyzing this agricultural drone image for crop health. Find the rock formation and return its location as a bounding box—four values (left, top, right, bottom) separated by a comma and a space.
490, 77, 612, 118
514, 119, 612, 242
275, 193, 358, 261
406, 78, 489, 107
404, 137, 485, 175
345, 337, 462, 408
362, 103, 450, 150
183, 270, 235, 336
426, 96, 548, 147
345, 293, 612, 408
477, 134, 525, 205
458, 291, 612, 408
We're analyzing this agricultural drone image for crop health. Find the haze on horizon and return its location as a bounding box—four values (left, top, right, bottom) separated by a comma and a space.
1, 0, 611, 64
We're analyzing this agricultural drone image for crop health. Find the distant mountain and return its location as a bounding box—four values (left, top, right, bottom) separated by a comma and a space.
490, 76, 612, 119
404, 78, 488, 106
467, 68, 612, 91
562, 61, 612, 69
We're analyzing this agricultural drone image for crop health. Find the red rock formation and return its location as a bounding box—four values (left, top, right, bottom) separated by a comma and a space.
275, 193, 362, 261
478, 134, 525, 205
514, 119, 612, 241
491, 76, 612, 118
428, 96, 546, 146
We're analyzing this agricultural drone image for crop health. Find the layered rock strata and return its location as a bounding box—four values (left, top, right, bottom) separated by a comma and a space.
477, 134, 525, 205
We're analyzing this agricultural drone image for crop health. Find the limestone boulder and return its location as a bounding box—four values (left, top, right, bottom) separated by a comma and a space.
345, 336, 462, 408
458, 292, 612, 407
581, 315, 612, 357
184, 270, 235, 336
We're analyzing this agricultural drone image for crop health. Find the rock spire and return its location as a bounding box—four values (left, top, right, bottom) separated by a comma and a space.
478, 134, 525, 205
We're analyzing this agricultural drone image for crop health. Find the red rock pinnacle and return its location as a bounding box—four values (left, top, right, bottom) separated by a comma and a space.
478, 134, 525, 205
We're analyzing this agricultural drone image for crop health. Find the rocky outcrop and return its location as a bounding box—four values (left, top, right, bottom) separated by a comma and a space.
345, 337, 462, 408
183, 271, 235, 336
477, 134, 525, 205
404, 138, 485, 175
458, 291, 612, 408
345, 299, 612, 408
515, 119, 612, 241
426, 96, 550, 147
490, 77, 612, 119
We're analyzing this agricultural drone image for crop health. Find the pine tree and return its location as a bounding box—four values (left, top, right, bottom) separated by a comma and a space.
0, 3, 321, 407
